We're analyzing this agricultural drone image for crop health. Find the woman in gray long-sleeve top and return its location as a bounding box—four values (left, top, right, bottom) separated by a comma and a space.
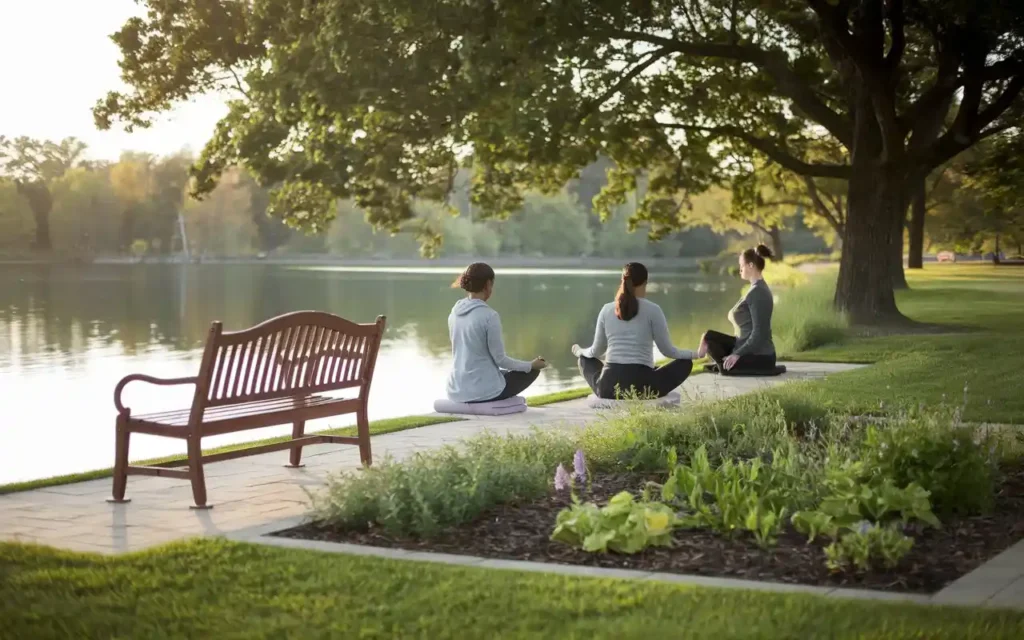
572, 262, 696, 399
698, 245, 777, 372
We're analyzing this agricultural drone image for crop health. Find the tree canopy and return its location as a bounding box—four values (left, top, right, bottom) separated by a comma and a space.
0, 136, 89, 250
96, 0, 1024, 322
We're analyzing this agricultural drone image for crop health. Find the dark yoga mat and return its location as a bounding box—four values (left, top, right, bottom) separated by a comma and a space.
702, 363, 788, 377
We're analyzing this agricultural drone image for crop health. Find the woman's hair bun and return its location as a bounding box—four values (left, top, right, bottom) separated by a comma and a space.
755, 244, 774, 260
452, 262, 495, 293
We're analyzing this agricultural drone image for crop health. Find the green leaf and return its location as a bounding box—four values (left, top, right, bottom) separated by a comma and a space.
582, 529, 616, 553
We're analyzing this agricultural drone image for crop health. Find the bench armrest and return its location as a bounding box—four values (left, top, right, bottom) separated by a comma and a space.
114, 374, 199, 415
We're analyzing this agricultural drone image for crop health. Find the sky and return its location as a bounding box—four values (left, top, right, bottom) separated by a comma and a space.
1, 0, 227, 161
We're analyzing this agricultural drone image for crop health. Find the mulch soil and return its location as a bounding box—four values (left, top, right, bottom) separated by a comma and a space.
274, 464, 1024, 594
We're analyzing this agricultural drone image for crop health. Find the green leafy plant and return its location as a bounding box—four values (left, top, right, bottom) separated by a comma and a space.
815, 460, 941, 529
551, 491, 679, 554
824, 523, 915, 572
791, 510, 837, 542
859, 412, 998, 517
791, 459, 939, 571
658, 445, 798, 547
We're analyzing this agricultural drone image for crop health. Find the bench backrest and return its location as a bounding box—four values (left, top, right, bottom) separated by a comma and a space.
193, 311, 386, 409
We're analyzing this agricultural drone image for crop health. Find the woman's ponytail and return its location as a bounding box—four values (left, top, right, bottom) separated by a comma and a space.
615, 262, 647, 321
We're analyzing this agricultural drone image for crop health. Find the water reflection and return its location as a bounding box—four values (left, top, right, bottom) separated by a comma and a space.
0, 264, 739, 483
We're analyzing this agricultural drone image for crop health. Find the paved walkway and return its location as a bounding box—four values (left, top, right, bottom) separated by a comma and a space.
0, 362, 862, 555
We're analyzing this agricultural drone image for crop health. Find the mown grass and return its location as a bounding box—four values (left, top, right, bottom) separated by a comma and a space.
2, 538, 1023, 640
527, 386, 592, 406
776, 265, 1024, 424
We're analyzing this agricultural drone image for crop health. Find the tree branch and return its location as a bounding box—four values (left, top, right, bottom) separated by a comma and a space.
228, 67, 251, 99
885, 0, 906, 69
950, 47, 988, 143
658, 121, 851, 179
900, 42, 959, 134
577, 48, 672, 122
802, 175, 844, 234
749, 219, 770, 234
976, 75, 1024, 132
693, 3, 716, 38
600, 30, 852, 146
804, 0, 872, 70
925, 74, 1024, 169
761, 199, 808, 208
826, 192, 846, 225
678, 4, 704, 39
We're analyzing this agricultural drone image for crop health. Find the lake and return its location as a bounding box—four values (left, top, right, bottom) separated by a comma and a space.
0, 263, 740, 484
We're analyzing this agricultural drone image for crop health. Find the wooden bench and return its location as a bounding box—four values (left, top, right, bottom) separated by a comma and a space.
110, 311, 387, 508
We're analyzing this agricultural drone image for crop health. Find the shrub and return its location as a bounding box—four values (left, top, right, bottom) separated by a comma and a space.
858, 408, 999, 517
312, 430, 575, 538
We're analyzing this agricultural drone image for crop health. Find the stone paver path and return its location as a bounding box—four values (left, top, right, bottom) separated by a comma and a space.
0, 362, 862, 555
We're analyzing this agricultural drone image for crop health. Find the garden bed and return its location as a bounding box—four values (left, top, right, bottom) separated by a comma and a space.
275, 464, 1024, 595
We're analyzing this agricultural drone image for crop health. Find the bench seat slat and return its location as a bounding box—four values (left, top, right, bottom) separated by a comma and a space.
131, 394, 349, 426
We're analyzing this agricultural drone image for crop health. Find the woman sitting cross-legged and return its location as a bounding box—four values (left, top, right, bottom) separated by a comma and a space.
446, 262, 548, 403
572, 262, 695, 400
698, 244, 777, 373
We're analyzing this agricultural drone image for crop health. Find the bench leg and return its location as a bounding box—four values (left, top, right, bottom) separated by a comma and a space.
357, 406, 372, 467
286, 420, 305, 468
107, 415, 131, 504
187, 436, 212, 509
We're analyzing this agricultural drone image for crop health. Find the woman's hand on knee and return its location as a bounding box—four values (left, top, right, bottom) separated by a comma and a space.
531, 357, 548, 370
571, 344, 582, 357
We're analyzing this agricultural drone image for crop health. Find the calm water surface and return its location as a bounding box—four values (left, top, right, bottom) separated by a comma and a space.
0, 264, 739, 483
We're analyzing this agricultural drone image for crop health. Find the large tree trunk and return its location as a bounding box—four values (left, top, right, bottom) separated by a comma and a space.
890, 235, 908, 289
768, 226, 784, 262
15, 181, 54, 252
993, 233, 1001, 265
886, 180, 909, 290
32, 207, 53, 252
834, 165, 906, 324
907, 178, 926, 269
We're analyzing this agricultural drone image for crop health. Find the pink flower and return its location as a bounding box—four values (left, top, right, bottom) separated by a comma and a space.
573, 449, 587, 483
554, 464, 570, 491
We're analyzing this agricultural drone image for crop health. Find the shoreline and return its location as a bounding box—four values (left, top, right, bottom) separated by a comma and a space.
1, 255, 710, 269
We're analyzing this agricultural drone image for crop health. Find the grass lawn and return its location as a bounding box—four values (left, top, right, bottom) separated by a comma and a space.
527, 386, 592, 406
773, 264, 1024, 424
2, 538, 1023, 640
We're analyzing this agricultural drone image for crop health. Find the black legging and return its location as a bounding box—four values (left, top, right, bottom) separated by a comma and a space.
703, 330, 776, 372
578, 356, 692, 400
470, 369, 540, 403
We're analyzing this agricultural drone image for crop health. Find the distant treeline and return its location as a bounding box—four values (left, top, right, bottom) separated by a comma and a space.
0, 141, 831, 260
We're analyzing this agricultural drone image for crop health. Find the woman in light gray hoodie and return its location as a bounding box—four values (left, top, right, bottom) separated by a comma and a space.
446, 263, 547, 403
